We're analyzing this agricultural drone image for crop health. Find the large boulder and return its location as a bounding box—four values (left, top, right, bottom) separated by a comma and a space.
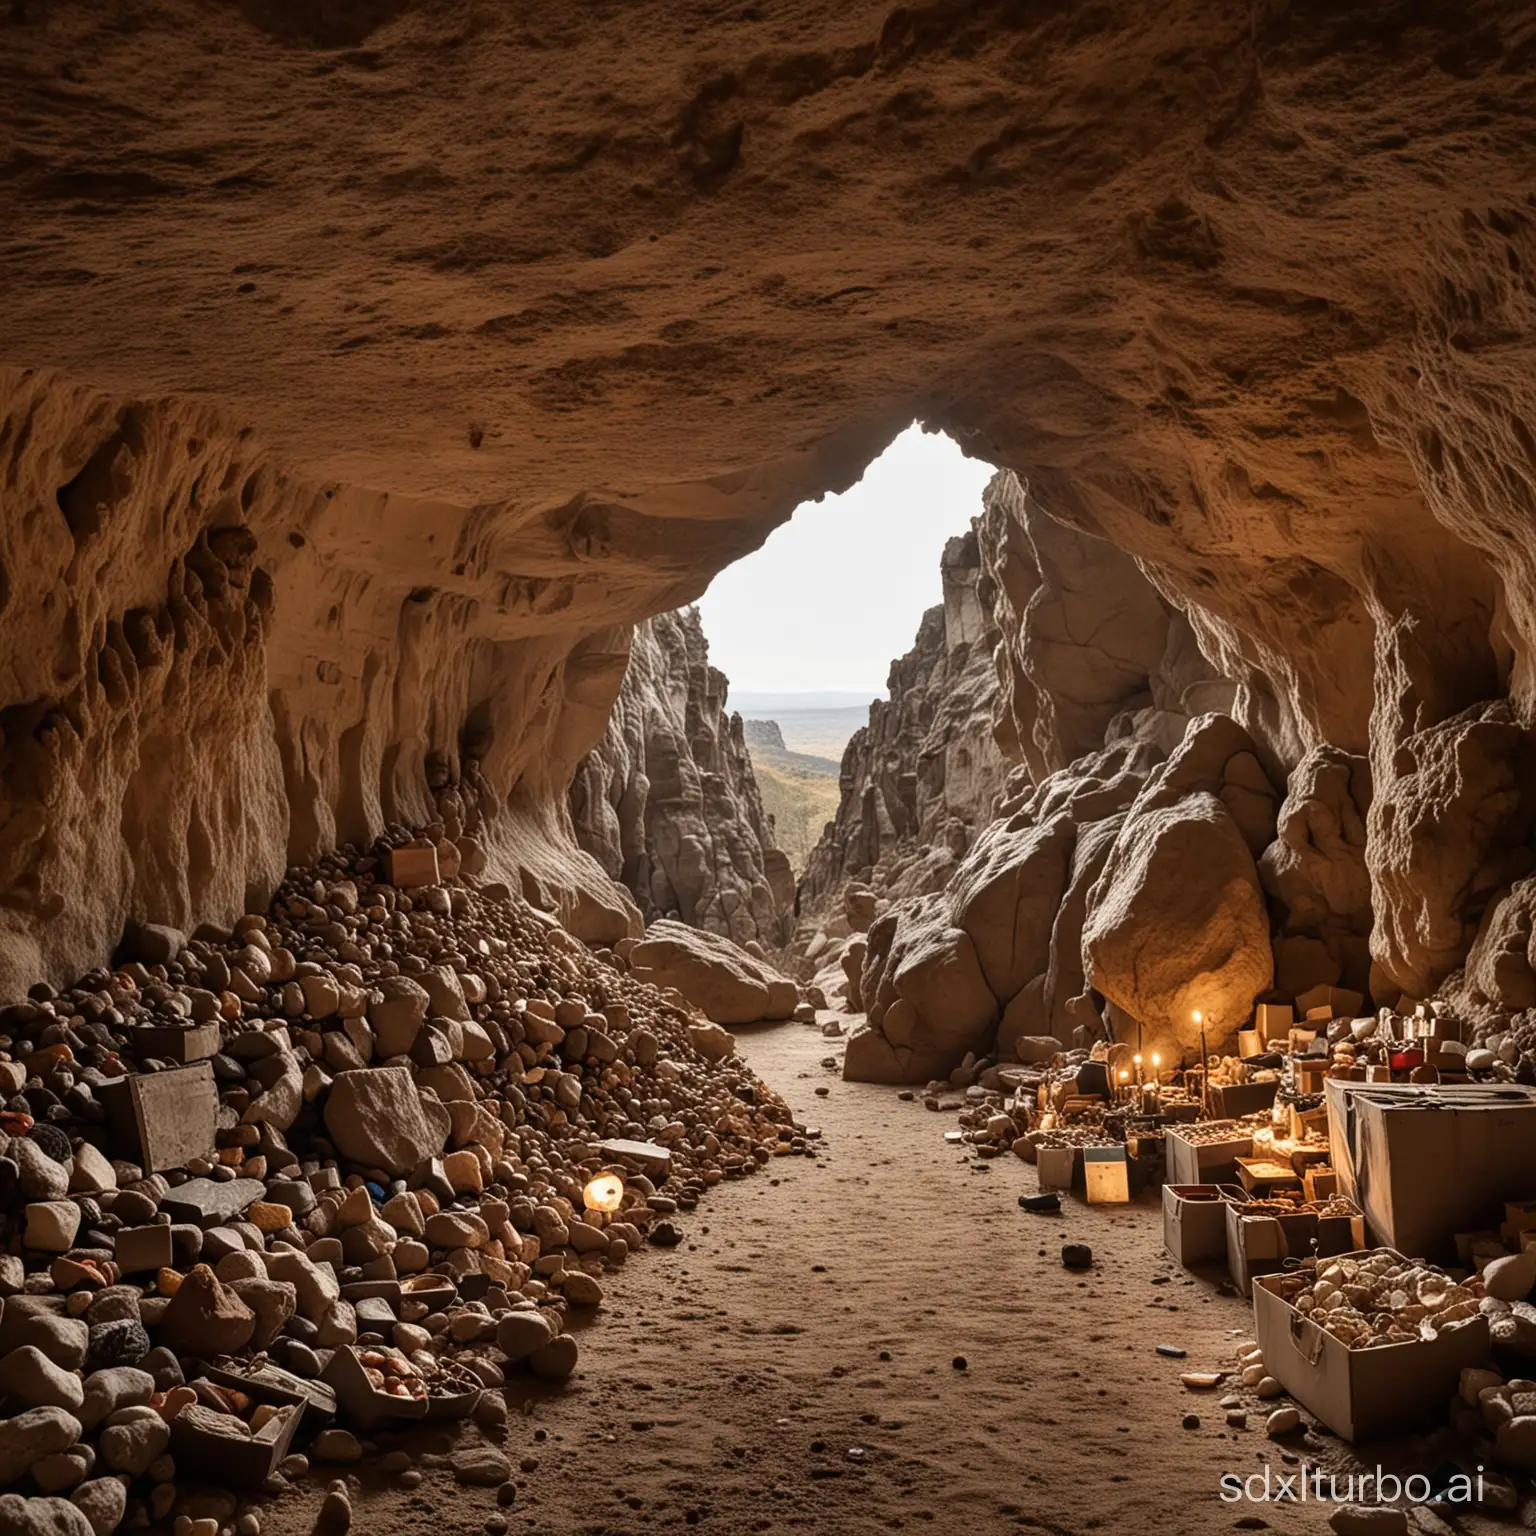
368, 976, 431, 1057
1042, 812, 1126, 1043
843, 895, 999, 1083
1367, 700, 1536, 999
323, 1066, 451, 1176
1082, 792, 1272, 1057
627, 920, 796, 1024
1463, 876, 1536, 1011
948, 812, 1075, 1002
1259, 745, 1373, 994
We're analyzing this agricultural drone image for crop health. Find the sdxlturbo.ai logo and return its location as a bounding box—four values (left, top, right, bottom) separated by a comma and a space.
1219, 1466, 1484, 1506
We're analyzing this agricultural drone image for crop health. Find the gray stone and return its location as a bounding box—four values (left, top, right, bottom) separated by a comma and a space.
0, 1407, 82, 1486
78, 1368, 155, 1432
157, 1176, 265, 1227
98, 1412, 170, 1477
23, 1201, 81, 1252
13, 1140, 70, 1201
0, 1307, 88, 1370
0, 1494, 94, 1536
72, 1478, 127, 1536
322, 1066, 450, 1176
0, 1345, 85, 1412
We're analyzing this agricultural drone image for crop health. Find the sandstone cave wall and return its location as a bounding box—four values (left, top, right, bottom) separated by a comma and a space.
0, 370, 664, 1000
5, 4, 1536, 1017
568, 607, 795, 948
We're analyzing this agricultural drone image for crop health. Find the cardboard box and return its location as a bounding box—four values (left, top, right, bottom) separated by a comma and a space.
1166, 1127, 1254, 1187
1225, 1200, 1365, 1294
1252, 1256, 1490, 1440
1304, 1166, 1339, 1201
1326, 1080, 1536, 1260
1237, 1030, 1263, 1059
1162, 1183, 1249, 1265
1036, 1145, 1080, 1190
1289, 1104, 1329, 1140
388, 844, 441, 887
1235, 1156, 1304, 1195
1209, 1080, 1279, 1119
1295, 1059, 1332, 1093
1296, 984, 1366, 1020
1083, 1145, 1129, 1203
1254, 1004, 1294, 1042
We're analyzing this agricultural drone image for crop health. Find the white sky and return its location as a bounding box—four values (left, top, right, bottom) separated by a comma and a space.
697, 425, 995, 698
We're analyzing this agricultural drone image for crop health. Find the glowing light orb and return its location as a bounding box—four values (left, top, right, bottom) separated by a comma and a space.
583, 1173, 624, 1213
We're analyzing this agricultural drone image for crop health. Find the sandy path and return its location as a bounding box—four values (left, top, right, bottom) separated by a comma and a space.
260, 1022, 1507, 1536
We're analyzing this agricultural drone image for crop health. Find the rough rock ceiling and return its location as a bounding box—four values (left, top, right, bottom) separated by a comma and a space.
3, 0, 1536, 991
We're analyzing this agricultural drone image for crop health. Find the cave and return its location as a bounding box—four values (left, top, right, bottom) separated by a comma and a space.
4, 2, 1536, 1532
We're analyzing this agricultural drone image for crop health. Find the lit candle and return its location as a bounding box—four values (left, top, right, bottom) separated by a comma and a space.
1151, 1052, 1161, 1086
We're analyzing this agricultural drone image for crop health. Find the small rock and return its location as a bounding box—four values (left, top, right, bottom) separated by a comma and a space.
71, 1478, 128, 1536
452, 1447, 512, 1486
0, 1494, 94, 1536
23, 1201, 82, 1252
0, 1345, 86, 1412
0, 1407, 82, 1486
1265, 1407, 1301, 1437
313, 1429, 363, 1464
155, 1265, 255, 1357
528, 1333, 579, 1383
1328, 1507, 1409, 1535
495, 1310, 555, 1362
1485, 1251, 1536, 1303
319, 1484, 351, 1529
98, 1412, 170, 1478
1061, 1243, 1092, 1269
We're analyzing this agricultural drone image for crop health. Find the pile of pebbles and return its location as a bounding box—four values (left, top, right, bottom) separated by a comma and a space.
0, 823, 804, 1534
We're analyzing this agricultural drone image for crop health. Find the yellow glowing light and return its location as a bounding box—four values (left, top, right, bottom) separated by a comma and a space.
1133, 1053, 1143, 1066
1119, 1070, 1130, 1082
1192, 1010, 1202, 1025
1151, 1054, 1161, 1068
582, 1174, 624, 1213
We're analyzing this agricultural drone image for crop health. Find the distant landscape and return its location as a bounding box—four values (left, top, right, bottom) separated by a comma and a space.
730, 691, 872, 762
735, 694, 875, 874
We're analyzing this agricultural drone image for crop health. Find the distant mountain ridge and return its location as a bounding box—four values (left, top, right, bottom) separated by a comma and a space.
730, 690, 878, 712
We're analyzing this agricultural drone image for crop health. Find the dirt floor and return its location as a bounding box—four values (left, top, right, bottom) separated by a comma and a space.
260, 1021, 1521, 1536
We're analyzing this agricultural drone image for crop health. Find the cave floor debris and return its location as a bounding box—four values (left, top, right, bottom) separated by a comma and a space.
262, 1020, 1520, 1536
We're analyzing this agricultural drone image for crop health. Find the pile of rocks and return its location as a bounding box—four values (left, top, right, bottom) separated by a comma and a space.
0, 827, 801, 1533
1266, 1252, 1485, 1349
